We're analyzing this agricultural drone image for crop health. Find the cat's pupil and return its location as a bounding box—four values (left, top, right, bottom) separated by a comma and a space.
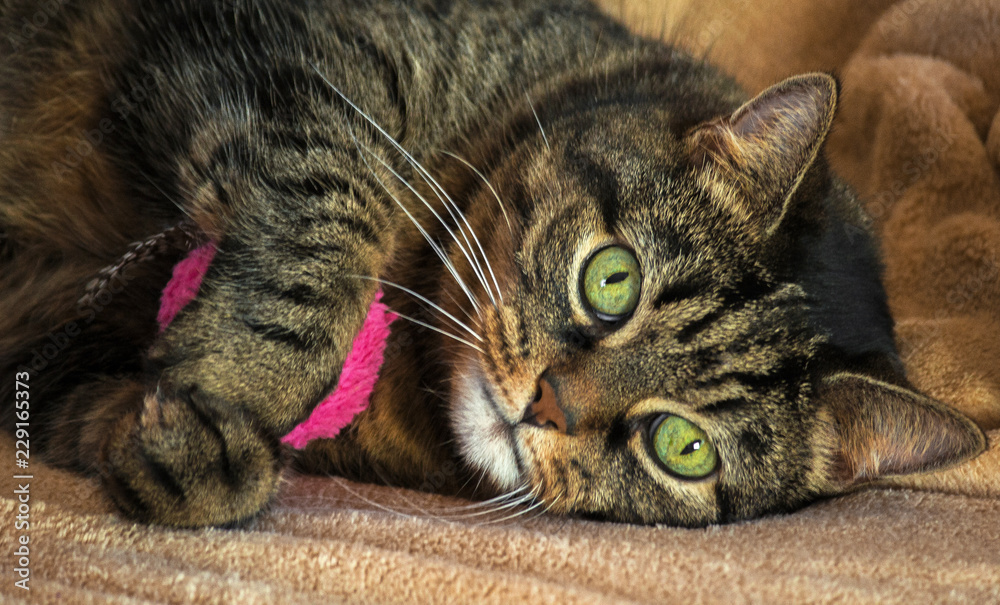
681, 441, 702, 456
602, 271, 629, 287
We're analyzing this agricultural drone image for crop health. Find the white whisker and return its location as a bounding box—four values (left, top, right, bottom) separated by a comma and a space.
439, 149, 513, 235
349, 274, 483, 342
525, 91, 550, 151
430, 484, 532, 513
311, 65, 504, 308
328, 475, 547, 527
353, 139, 497, 309
393, 155, 504, 309
328, 476, 427, 520
342, 124, 483, 314
393, 311, 484, 353
445, 492, 535, 519
484, 490, 548, 524
534, 493, 563, 520
441, 287, 477, 323
428, 187, 506, 308
140, 171, 196, 223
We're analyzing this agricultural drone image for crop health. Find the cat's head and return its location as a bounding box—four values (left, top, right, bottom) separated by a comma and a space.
439, 71, 985, 525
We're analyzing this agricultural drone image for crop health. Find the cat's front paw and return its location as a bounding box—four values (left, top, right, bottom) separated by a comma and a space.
99, 382, 285, 527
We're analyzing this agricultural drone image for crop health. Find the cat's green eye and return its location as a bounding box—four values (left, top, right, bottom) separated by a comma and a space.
582, 246, 641, 320
651, 415, 718, 479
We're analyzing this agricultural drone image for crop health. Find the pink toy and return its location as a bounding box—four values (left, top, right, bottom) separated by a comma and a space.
158, 242, 396, 449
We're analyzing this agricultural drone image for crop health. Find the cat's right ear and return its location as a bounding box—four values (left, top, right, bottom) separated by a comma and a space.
687, 73, 838, 237
815, 372, 987, 491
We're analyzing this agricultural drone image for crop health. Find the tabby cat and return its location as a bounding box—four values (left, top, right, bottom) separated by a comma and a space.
0, 0, 986, 528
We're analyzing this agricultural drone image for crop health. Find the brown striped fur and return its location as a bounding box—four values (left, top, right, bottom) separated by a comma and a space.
1, 0, 986, 527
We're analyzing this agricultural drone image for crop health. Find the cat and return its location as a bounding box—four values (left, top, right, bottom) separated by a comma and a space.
0, 0, 986, 528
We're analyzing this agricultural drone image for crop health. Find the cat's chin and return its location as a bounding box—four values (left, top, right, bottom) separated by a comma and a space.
449, 364, 526, 493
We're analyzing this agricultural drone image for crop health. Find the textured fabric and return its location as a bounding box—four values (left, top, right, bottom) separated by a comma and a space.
3, 1, 1000, 602
283, 291, 398, 448
155, 242, 217, 331
1, 439, 998, 603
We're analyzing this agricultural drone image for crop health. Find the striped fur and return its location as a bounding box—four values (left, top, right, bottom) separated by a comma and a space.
1, 0, 985, 527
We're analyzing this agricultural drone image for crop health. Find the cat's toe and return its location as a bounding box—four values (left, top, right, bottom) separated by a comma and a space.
99, 385, 286, 528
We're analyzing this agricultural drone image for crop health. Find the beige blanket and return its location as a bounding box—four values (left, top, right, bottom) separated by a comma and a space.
3, 0, 999, 602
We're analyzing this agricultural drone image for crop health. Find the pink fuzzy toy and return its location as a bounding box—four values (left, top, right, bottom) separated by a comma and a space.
157, 243, 396, 449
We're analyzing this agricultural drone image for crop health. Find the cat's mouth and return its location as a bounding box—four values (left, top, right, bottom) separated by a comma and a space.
450, 364, 525, 492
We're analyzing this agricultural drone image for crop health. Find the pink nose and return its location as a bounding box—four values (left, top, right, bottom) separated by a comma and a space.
520, 377, 567, 433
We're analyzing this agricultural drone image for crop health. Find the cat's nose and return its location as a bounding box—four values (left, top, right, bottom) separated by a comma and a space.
520, 375, 568, 432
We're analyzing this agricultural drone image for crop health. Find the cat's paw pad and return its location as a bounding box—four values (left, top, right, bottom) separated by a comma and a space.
99, 384, 285, 527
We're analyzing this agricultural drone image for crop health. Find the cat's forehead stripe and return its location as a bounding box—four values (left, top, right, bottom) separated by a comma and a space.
563, 147, 622, 234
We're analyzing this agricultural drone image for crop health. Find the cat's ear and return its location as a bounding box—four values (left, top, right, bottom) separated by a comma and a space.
688, 72, 838, 235
816, 372, 986, 489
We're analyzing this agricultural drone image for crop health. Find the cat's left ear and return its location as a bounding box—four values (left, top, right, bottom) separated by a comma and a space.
816, 372, 987, 490
688, 73, 838, 236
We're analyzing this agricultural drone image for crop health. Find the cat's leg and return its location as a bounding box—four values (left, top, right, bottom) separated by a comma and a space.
95, 90, 407, 525
0, 242, 292, 527
2, 0, 410, 527
2, 138, 400, 528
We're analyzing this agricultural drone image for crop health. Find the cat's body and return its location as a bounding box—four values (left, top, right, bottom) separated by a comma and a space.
0, 0, 985, 528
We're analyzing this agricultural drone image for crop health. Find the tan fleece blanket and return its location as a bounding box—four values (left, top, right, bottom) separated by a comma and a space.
3, 1, 1000, 602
